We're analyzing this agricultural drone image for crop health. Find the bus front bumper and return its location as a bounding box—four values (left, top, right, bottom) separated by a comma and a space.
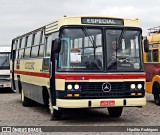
56, 97, 146, 108
0, 80, 11, 88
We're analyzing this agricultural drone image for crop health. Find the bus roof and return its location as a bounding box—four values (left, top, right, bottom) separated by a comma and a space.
147, 34, 160, 44
13, 16, 141, 39
45, 16, 140, 34
148, 26, 160, 35
0, 46, 11, 52
147, 26, 160, 44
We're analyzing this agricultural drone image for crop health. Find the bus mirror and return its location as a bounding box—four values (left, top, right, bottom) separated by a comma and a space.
52, 39, 61, 53
143, 39, 149, 52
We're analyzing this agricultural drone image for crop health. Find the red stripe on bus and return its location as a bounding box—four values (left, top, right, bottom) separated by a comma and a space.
13, 70, 146, 80
144, 63, 160, 82
14, 70, 49, 78
55, 73, 146, 80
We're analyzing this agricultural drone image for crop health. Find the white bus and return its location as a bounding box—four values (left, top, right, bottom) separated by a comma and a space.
11, 16, 146, 120
0, 46, 11, 89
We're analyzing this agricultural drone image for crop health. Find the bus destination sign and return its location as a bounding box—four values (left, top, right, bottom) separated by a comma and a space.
81, 18, 124, 25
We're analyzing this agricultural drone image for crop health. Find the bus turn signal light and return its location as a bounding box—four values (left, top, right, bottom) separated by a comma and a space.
74, 94, 80, 97
67, 94, 72, 97
137, 93, 142, 96
131, 93, 136, 96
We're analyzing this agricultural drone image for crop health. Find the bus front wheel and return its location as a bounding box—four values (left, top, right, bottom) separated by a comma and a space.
21, 89, 33, 107
108, 107, 123, 117
49, 98, 62, 120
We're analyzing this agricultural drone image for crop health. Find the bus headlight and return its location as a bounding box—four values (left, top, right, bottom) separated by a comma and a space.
74, 84, 80, 90
137, 84, 142, 89
130, 84, 136, 89
67, 84, 72, 90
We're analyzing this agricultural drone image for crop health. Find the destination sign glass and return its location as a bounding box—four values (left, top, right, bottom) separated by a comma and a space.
81, 18, 124, 25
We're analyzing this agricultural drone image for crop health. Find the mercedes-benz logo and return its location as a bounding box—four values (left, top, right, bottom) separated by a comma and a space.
102, 82, 111, 92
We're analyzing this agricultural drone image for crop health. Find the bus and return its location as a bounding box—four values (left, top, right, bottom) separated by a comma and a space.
143, 26, 160, 105
0, 46, 11, 89
11, 16, 146, 120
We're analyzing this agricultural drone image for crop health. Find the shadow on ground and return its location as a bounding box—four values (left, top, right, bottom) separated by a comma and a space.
0, 88, 14, 93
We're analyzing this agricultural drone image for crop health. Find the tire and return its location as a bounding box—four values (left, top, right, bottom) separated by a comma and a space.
108, 107, 123, 117
154, 93, 160, 105
43, 88, 49, 107
153, 83, 160, 106
49, 98, 62, 120
21, 89, 33, 107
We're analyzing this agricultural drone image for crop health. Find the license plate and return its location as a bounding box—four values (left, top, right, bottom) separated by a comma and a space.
100, 100, 115, 106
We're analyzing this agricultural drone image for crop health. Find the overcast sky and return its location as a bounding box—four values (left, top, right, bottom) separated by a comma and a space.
0, 0, 160, 45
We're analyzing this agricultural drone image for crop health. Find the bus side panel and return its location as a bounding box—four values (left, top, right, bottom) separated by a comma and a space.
15, 80, 19, 92
15, 59, 50, 104
145, 82, 152, 93
144, 63, 160, 93
22, 82, 44, 104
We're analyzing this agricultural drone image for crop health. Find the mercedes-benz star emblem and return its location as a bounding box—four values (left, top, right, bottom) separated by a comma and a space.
102, 82, 111, 92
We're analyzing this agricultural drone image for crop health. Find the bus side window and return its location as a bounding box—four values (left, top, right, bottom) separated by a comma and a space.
45, 35, 52, 57
19, 49, 24, 59
20, 37, 26, 49
152, 49, 158, 62
33, 31, 41, 45
39, 30, 45, 57
43, 58, 50, 71
16, 50, 19, 59
30, 30, 42, 58
31, 46, 39, 58
43, 33, 54, 70
39, 45, 44, 57
146, 50, 152, 62
45, 32, 58, 57
26, 34, 33, 47
24, 48, 31, 58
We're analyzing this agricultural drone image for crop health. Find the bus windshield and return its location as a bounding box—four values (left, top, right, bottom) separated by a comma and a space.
0, 53, 10, 69
58, 27, 142, 72
106, 29, 142, 71
58, 28, 103, 71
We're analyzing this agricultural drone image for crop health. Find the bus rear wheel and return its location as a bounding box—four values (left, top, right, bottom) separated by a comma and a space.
49, 98, 62, 120
154, 93, 160, 105
21, 89, 33, 107
108, 107, 123, 117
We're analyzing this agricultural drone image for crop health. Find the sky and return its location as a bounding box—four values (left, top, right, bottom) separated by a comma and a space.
0, 0, 160, 45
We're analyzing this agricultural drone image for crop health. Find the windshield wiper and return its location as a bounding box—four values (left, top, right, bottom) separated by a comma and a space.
118, 28, 126, 45
113, 28, 126, 69
82, 26, 97, 58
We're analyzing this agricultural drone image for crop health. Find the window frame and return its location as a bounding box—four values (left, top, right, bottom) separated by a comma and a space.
146, 50, 152, 62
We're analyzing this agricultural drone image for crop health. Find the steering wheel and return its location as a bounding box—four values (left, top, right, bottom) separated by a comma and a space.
111, 55, 131, 63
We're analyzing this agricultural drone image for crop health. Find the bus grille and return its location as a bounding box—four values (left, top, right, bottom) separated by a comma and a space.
63, 82, 145, 99
81, 82, 130, 92
0, 75, 10, 80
